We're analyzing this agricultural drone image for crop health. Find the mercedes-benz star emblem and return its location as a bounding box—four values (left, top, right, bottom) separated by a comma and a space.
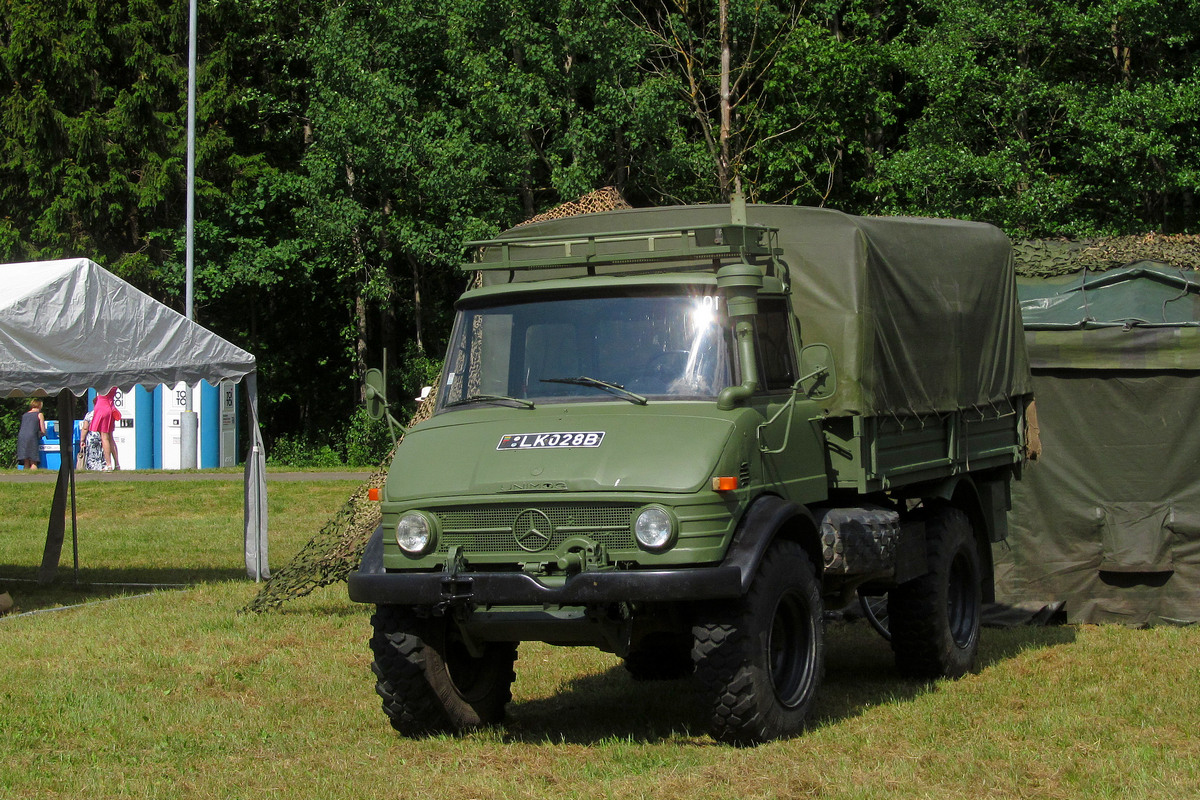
513, 508, 554, 552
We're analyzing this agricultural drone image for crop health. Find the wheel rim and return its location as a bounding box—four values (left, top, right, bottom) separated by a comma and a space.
860, 593, 891, 642
767, 590, 817, 708
947, 548, 979, 647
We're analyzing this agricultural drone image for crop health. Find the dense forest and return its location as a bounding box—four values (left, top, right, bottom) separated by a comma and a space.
2, 0, 1197, 461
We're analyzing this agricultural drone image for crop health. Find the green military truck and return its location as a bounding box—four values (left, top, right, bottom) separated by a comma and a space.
349, 202, 1033, 744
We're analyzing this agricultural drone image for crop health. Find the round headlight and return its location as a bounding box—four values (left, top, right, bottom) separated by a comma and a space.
634, 506, 675, 551
396, 512, 434, 555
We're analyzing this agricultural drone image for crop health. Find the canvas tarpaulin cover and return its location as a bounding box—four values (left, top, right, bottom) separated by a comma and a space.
994, 264, 1200, 624
0, 258, 268, 581
483, 203, 1032, 419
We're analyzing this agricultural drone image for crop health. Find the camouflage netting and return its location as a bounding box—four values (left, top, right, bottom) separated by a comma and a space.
516, 185, 632, 226
1013, 233, 1200, 277
242, 187, 632, 614
241, 388, 439, 614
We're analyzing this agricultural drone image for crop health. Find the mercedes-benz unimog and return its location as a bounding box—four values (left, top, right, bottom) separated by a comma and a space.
349, 202, 1033, 744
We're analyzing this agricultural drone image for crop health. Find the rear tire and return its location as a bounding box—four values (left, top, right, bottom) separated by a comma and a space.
692, 540, 824, 745
887, 506, 981, 679
369, 605, 517, 735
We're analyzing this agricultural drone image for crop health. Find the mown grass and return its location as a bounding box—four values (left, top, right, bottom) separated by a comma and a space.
0, 478, 358, 611
2, 478, 1198, 799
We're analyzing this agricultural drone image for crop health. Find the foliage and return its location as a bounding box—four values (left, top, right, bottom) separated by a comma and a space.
341, 406, 395, 468
263, 406, 395, 467
0, 400, 18, 467
748, 2, 904, 208
264, 433, 343, 468
0, 0, 1197, 447
867, 0, 1200, 236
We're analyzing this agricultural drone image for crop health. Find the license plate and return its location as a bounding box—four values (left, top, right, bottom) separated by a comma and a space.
497, 432, 605, 450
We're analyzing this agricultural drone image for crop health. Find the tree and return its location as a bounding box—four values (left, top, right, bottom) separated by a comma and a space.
749, 0, 908, 207
0, 0, 189, 281
867, 0, 1200, 236
632, 0, 806, 200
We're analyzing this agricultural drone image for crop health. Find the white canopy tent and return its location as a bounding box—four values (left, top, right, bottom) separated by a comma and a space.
0, 258, 268, 581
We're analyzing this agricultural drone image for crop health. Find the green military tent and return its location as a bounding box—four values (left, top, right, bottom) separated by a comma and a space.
994, 263, 1200, 624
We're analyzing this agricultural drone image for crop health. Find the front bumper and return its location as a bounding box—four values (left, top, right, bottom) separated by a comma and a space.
347, 565, 743, 607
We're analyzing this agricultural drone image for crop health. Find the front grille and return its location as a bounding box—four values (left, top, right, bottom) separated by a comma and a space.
432, 503, 638, 555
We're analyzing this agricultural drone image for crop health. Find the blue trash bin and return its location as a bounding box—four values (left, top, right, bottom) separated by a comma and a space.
39, 420, 62, 470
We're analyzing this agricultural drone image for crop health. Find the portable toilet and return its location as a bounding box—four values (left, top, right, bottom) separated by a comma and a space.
155, 380, 238, 469
86, 386, 154, 470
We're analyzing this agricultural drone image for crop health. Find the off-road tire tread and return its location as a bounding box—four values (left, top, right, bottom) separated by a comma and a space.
692, 540, 823, 745
369, 605, 517, 736
887, 506, 980, 680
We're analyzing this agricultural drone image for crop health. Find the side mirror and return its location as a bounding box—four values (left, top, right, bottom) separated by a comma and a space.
364, 351, 411, 441
364, 368, 388, 421
798, 343, 836, 401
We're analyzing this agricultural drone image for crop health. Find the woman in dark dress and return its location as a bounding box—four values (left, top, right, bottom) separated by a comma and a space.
16, 398, 45, 470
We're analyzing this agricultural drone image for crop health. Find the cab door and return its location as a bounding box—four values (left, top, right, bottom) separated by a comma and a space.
750, 298, 828, 505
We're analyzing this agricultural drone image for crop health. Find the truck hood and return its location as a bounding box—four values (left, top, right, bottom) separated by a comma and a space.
385, 404, 736, 500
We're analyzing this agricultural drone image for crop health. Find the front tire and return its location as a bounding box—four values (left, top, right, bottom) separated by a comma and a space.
692, 540, 824, 745
369, 605, 517, 735
887, 506, 981, 679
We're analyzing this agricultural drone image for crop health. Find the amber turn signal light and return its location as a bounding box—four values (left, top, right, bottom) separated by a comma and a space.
711, 476, 739, 492
367, 487, 382, 502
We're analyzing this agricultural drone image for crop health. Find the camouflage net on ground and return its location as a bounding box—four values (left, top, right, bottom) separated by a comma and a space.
241, 390, 438, 614
242, 187, 632, 614
1014, 234, 1200, 277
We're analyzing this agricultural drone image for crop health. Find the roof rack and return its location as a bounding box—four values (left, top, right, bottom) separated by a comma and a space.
461, 223, 782, 278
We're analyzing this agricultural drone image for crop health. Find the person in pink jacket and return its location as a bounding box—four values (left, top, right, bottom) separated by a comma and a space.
90, 388, 121, 470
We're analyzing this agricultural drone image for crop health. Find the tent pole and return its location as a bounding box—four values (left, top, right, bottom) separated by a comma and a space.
63, 393, 79, 584
243, 372, 269, 581
38, 391, 76, 584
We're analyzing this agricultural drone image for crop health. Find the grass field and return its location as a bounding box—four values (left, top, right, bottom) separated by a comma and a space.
1, 477, 1198, 799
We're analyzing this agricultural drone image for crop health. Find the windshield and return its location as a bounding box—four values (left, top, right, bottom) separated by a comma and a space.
438, 290, 733, 409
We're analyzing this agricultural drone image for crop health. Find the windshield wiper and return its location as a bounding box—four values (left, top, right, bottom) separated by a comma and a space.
445, 394, 535, 409
541, 376, 648, 405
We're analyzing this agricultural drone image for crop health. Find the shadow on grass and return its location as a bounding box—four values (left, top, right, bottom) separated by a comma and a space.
0, 563, 249, 615
500, 616, 1077, 745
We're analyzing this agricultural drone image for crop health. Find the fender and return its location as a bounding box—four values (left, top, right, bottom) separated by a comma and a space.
923, 475, 989, 537
357, 525, 386, 574
722, 494, 819, 594
914, 473, 1007, 603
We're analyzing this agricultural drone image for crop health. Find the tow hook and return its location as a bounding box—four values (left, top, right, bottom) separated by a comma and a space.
437, 545, 474, 614
556, 539, 611, 575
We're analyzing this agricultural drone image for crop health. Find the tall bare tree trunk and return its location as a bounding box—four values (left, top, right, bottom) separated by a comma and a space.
407, 252, 425, 354
719, 0, 733, 200
355, 289, 368, 402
